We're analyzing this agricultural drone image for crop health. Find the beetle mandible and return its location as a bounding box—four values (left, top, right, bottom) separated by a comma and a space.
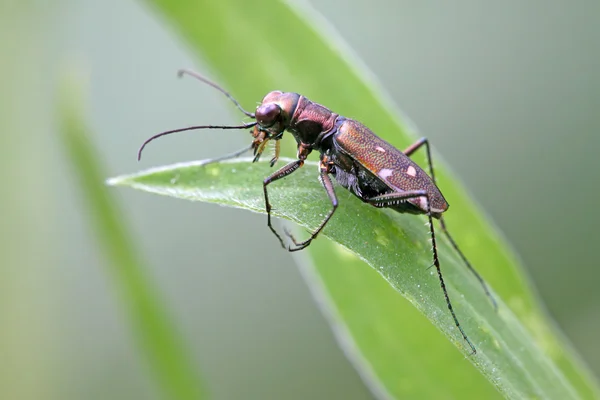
138, 69, 496, 354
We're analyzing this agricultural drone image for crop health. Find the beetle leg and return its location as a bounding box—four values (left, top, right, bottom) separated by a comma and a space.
367, 190, 477, 355
263, 159, 305, 248
403, 137, 437, 183
403, 138, 496, 310
285, 161, 338, 252
439, 218, 497, 310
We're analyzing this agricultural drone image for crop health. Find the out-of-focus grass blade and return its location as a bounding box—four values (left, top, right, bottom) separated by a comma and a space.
133, 0, 600, 398
110, 158, 584, 399
59, 78, 205, 400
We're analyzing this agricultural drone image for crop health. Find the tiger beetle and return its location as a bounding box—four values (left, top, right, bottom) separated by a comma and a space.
138, 69, 496, 354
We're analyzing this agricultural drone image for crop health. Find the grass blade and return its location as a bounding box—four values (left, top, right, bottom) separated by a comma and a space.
60, 79, 205, 400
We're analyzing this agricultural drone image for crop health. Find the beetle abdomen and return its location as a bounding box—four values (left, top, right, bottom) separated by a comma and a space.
333, 119, 448, 214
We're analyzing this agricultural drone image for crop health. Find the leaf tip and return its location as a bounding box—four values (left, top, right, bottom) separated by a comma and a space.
106, 175, 127, 187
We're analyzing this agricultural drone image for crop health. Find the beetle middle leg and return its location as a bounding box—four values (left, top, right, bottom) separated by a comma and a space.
284, 161, 338, 252
403, 137, 437, 182
403, 137, 497, 310
367, 190, 477, 355
263, 159, 305, 248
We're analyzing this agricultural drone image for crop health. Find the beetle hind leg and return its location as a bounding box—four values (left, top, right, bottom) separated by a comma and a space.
367, 190, 477, 355
404, 138, 496, 310
439, 217, 497, 311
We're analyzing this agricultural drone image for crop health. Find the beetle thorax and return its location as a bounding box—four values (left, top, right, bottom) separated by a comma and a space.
287, 96, 338, 148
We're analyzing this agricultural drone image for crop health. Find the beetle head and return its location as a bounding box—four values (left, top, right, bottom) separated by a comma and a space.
255, 91, 299, 136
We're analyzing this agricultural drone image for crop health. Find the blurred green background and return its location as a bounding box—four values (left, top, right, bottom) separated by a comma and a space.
2, 0, 599, 399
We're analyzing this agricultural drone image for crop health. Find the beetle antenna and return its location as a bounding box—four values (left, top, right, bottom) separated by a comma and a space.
138, 122, 257, 161
178, 69, 255, 118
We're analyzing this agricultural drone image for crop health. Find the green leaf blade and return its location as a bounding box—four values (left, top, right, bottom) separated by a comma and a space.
61, 82, 206, 400
110, 159, 590, 399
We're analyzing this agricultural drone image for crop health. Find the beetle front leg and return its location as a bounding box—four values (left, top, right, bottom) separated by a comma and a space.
263, 159, 304, 248
285, 161, 338, 252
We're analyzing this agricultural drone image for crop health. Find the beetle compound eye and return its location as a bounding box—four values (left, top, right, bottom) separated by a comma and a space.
256, 103, 281, 127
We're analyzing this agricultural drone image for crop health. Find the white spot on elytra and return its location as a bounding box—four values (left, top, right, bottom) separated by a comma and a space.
406, 165, 417, 177
375, 146, 386, 153
378, 168, 393, 179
